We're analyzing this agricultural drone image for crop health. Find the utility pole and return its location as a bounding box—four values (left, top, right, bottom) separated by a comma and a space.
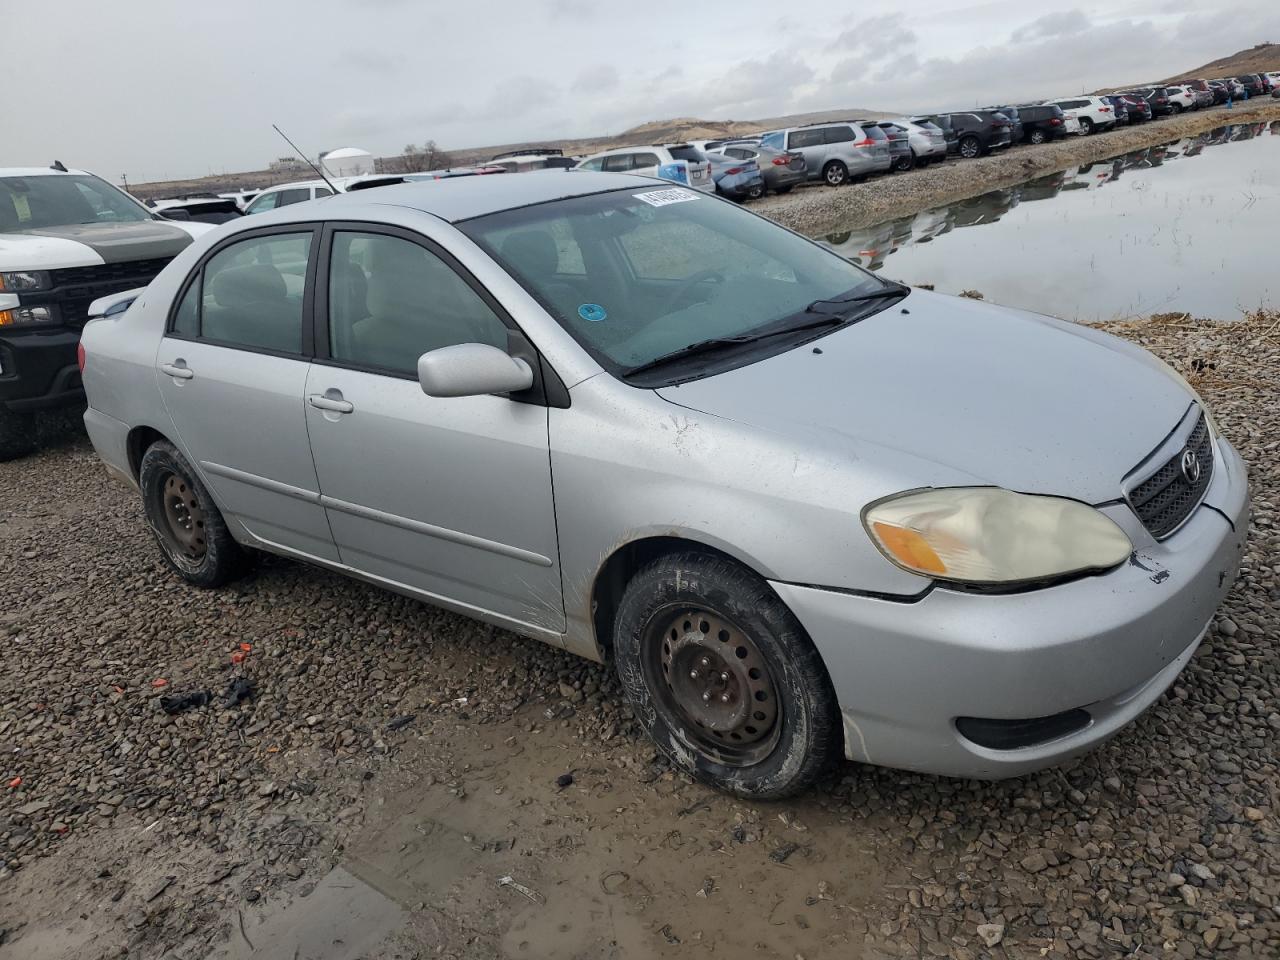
121, 173, 129, 192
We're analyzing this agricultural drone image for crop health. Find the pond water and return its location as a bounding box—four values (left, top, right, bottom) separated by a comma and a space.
817, 121, 1280, 321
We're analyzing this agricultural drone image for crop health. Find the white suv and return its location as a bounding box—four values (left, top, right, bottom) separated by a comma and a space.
1045, 96, 1116, 136
1164, 85, 1198, 112
574, 145, 714, 193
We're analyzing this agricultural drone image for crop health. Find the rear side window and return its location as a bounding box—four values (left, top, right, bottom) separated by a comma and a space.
667, 146, 705, 163
578, 157, 605, 171
327, 231, 507, 376
275, 189, 311, 207
197, 232, 313, 353
602, 154, 634, 173
788, 129, 824, 148
823, 126, 856, 144
631, 153, 661, 168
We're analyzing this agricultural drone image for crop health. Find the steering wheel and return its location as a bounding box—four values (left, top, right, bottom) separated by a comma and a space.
656, 269, 724, 318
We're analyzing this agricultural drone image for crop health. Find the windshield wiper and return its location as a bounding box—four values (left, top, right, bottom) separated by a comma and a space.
621, 283, 908, 381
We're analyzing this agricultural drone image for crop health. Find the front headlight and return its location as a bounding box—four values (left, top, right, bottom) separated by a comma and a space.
0, 271, 51, 292
864, 488, 1132, 585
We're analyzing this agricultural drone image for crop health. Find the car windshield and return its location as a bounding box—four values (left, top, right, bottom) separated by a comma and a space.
461, 187, 892, 381
0, 174, 152, 231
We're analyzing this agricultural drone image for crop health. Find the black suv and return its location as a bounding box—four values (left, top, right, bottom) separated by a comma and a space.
1125, 88, 1175, 116
0, 167, 199, 459
1013, 104, 1069, 144
924, 112, 1013, 158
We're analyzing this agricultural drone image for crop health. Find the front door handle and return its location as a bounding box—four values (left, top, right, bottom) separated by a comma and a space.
159, 361, 194, 380
308, 392, 354, 414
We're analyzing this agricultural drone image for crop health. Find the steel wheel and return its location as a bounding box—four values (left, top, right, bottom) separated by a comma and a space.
159, 471, 207, 560
649, 607, 780, 766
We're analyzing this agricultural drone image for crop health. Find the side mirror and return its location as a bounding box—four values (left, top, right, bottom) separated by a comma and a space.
417, 343, 534, 398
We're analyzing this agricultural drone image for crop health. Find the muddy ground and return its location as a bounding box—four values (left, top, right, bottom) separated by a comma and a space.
0, 309, 1276, 960
756, 99, 1280, 236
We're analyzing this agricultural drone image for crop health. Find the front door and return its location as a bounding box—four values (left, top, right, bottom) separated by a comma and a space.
156, 227, 339, 561
303, 226, 564, 634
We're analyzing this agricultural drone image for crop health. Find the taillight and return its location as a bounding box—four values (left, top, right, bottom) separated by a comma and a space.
726, 167, 743, 175
77, 342, 86, 373
1100, 106, 1111, 112
1049, 117, 1062, 125
853, 138, 875, 147
772, 157, 790, 166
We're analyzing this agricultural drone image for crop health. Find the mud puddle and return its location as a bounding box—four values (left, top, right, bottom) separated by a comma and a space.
243, 706, 898, 958
819, 121, 1280, 321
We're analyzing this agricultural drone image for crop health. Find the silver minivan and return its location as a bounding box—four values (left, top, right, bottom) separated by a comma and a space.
761, 122, 890, 186
81, 172, 1248, 799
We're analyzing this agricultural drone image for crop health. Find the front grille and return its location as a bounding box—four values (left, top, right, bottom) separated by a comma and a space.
49, 258, 172, 288
1129, 412, 1214, 538
45, 258, 172, 327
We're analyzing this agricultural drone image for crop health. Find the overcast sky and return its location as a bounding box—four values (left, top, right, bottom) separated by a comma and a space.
7, 1, 1278, 182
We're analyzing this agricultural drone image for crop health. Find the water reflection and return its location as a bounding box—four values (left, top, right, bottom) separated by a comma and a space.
820, 123, 1276, 319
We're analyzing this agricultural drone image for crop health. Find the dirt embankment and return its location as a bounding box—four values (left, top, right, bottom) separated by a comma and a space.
756, 99, 1280, 236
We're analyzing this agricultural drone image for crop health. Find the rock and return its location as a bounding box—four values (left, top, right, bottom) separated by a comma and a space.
976, 922, 1005, 947
1020, 852, 1049, 873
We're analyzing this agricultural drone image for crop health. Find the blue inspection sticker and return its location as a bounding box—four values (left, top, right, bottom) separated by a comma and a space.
578, 303, 608, 322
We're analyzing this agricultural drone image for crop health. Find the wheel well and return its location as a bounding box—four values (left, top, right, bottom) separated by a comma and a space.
591, 536, 749, 662
126, 425, 169, 481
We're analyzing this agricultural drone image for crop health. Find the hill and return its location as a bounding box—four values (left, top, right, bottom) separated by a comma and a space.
1165, 42, 1280, 81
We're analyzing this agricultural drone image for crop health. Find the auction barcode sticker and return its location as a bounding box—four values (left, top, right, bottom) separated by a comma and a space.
634, 188, 700, 207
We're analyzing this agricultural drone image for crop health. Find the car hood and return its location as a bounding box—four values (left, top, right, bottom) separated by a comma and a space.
654, 290, 1193, 504
0, 219, 204, 271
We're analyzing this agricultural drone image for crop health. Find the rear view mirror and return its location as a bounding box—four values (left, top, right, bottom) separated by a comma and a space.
417, 343, 534, 398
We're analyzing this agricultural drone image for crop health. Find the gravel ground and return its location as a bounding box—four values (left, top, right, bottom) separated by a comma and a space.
0, 312, 1277, 959
754, 100, 1280, 236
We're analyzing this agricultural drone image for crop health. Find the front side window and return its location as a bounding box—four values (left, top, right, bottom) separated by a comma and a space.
245, 191, 280, 215
461, 188, 889, 379
198, 232, 312, 353
328, 232, 507, 376
0, 174, 151, 231
788, 129, 823, 148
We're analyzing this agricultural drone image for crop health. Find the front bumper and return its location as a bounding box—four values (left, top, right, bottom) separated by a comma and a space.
0, 327, 85, 412
772, 437, 1249, 779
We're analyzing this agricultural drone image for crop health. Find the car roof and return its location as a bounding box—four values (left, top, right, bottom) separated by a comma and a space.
0, 167, 93, 178
318, 169, 661, 223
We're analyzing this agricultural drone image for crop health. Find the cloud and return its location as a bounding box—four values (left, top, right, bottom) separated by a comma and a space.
572, 64, 619, 94
828, 13, 917, 54
338, 50, 400, 76
1011, 9, 1090, 43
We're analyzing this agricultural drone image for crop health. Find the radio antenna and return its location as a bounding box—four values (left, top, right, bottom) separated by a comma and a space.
272, 124, 339, 194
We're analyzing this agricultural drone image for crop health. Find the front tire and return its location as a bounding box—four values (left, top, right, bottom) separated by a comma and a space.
613, 552, 840, 799
0, 408, 37, 462
822, 160, 848, 186
139, 440, 249, 588
958, 135, 982, 159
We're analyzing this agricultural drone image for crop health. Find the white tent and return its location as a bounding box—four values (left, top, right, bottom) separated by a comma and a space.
319, 147, 374, 177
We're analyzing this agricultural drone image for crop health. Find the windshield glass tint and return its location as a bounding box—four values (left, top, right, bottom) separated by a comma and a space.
461, 187, 884, 374
0, 175, 151, 231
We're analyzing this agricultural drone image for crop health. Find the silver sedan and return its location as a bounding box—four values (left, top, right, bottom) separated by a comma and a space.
81, 172, 1248, 798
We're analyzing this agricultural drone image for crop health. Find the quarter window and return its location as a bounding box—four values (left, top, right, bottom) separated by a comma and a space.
198, 232, 312, 353
172, 277, 199, 337
327, 232, 508, 376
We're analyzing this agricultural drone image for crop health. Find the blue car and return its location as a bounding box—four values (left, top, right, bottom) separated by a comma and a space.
704, 151, 766, 201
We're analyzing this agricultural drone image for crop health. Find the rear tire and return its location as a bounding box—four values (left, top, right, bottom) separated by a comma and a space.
822, 161, 848, 186
894, 150, 916, 172
0, 408, 38, 462
1079, 117, 1095, 135
746, 181, 765, 200
139, 440, 249, 588
613, 552, 841, 800
1028, 129, 1047, 145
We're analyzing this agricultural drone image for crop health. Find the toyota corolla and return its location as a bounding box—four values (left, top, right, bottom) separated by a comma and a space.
80, 172, 1249, 798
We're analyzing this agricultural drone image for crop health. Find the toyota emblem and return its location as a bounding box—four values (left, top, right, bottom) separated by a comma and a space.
1180, 447, 1201, 484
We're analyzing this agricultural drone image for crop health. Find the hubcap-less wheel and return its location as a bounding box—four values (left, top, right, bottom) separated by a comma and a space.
160, 472, 207, 560
653, 608, 779, 765
960, 138, 980, 158
824, 163, 847, 186
1030, 130, 1046, 144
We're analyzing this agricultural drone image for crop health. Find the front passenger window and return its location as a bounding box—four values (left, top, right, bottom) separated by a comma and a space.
328, 232, 508, 376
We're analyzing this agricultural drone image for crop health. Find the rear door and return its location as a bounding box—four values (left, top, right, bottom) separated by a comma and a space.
303, 224, 564, 634
786, 128, 827, 175
155, 226, 338, 561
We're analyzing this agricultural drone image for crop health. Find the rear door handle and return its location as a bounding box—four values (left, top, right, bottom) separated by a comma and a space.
308, 393, 354, 414
159, 361, 193, 380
